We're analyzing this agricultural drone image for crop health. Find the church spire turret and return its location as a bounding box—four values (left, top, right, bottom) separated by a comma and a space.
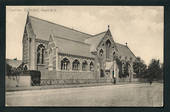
108, 25, 110, 30
27, 11, 29, 16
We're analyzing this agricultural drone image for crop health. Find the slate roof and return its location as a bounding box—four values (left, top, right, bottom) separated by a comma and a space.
53, 36, 94, 58
84, 31, 106, 52
6, 59, 22, 68
29, 16, 92, 42
116, 43, 136, 59
27, 15, 136, 59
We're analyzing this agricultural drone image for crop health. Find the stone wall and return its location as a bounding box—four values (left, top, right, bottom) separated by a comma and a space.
6, 75, 31, 88
41, 69, 96, 80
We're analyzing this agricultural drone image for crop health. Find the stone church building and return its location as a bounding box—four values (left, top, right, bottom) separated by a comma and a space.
22, 14, 136, 82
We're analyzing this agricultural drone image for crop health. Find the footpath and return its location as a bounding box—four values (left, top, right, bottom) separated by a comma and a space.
6, 81, 137, 92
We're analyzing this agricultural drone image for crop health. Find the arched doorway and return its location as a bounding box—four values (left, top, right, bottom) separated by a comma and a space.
100, 69, 104, 77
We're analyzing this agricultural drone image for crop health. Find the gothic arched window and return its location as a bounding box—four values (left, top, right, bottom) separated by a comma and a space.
82, 60, 88, 71
106, 39, 111, 47
90, 62, 94, 71
37, 44, 45, 64
61, 58, 70, 70
99, 49, 104, 57
72, 59, 80, 70
24, 65, 28, 71
106, 39, 111, 59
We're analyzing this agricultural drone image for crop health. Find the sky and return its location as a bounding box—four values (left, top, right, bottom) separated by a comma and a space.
6, 6, 164, 65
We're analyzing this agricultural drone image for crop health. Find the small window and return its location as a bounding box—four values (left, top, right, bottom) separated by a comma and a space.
99, 49, 104, 56
90, 62, 94, 71
130, 57, 133, 61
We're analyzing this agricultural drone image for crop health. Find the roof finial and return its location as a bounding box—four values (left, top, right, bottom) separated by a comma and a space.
125, 42, 128, 46
108, 25, 110, 29
27, 10, 29, 16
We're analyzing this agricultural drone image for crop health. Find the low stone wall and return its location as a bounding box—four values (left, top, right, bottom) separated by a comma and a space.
6, 75, 31, 88
41, 70, 97, 80
40, 79, 114, 86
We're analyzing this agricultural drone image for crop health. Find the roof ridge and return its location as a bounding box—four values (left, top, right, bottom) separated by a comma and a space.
53, 35, 90, 46
29, 15, 93, 37
92, 31, 107, 37
116, 42, 126, 46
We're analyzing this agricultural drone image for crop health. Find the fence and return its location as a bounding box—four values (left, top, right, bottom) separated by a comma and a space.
40, 78, 114, 86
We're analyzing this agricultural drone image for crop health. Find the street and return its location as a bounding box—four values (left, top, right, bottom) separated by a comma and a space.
6, 83, 163, 106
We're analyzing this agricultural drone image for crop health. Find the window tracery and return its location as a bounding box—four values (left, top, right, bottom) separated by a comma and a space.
99, 49, 104, 57
37, 44, 45, 64
61, 58, 70, 70
106, 39, 111, 59
72, 59, 80, 70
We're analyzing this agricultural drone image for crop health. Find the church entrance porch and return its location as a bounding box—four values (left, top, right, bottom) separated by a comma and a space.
104, 61, 115, 79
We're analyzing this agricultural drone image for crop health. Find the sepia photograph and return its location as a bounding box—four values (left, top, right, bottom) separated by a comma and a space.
5, 6, 163, 106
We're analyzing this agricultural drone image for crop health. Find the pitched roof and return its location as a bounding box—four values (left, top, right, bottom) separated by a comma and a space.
53, 36, 94, 58
29, 16, 92, 42
6, 59, 22, 68
84, 31, 106, 52
27, 15, 135, 59
115, 43, 136, 59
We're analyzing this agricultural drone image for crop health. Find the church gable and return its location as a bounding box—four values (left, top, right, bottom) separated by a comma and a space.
24, 14, 36, 39
94, 29, 119, 60
97, 29, 117, 50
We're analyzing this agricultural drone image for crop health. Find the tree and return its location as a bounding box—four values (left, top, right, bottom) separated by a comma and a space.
133, 57, 147, 78
6, 62, 26, 87
146, 59, 162, 81
116, 58, 129, 78
5, 63, 12, 76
